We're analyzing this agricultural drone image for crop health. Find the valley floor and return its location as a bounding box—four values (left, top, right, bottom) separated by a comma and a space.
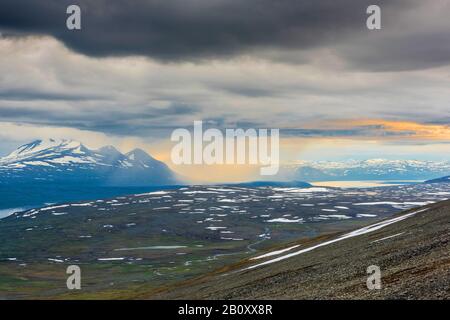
0, 184, 449, 299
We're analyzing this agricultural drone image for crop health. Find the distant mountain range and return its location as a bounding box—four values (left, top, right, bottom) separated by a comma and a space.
280, 159, 450, 181
0, 139, 178, 187
3, 141, 449, 186
2, 139, 450, 212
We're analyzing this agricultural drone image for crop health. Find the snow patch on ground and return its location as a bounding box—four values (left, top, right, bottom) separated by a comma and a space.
245, 208, 427, 270
252, 245, 301, 260
371, 232, 405, 243
266, 218, 304, 223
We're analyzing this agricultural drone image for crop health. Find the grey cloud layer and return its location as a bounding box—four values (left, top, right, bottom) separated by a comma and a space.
1, 34, 449, 138
2, 0, 447, 70
0, 102, 200, 136
1, 1, 450, 142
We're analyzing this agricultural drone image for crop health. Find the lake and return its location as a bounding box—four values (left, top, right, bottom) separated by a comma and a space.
311, 180, 423, 188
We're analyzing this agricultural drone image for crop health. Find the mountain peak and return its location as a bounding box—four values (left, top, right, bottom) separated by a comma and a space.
1, 138, 84, 163
97, 145, 122, 156
126, 148, 155, 162
99, 145, 117, 150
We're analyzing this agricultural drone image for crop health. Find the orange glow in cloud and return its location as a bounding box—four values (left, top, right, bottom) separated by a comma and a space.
336, 119, 450, 141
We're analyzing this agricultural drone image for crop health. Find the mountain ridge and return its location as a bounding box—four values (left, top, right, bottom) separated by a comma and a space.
279, 159, 450, 181
0, 138, 178, 187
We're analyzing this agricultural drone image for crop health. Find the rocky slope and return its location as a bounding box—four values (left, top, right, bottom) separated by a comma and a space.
150, 200, 450, 299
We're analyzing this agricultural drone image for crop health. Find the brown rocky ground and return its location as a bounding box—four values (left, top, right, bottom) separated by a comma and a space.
147, 200, 450, 299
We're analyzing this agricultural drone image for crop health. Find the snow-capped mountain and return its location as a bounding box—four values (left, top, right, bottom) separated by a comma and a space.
0, 139, 179, 186
280, 159, 450, 181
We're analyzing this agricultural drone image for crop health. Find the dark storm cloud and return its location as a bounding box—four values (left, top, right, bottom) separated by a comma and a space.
0, 0, 421, 65
339, 31, 450, 72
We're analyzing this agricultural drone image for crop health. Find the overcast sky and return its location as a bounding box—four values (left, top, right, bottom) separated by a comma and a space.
0, 0, 450, 181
